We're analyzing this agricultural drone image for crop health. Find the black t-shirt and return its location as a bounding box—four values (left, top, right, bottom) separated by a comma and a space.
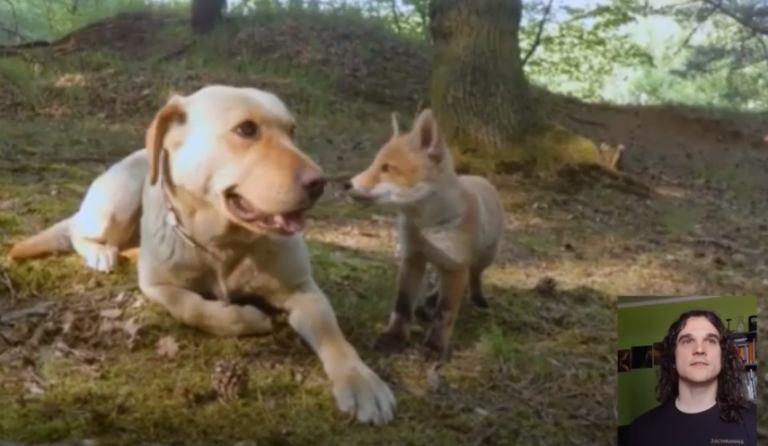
626, 401, 757, 446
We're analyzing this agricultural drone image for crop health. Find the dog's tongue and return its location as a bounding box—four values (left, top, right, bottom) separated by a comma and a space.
275, 211, 305, 233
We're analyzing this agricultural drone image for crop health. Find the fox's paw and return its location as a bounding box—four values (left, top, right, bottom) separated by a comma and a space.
421, 324, 450, 362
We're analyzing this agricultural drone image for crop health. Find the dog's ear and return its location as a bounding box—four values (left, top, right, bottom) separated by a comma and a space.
146, 95, 186, 186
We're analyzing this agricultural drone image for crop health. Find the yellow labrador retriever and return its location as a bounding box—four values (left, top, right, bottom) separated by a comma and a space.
7, 85, 396, 425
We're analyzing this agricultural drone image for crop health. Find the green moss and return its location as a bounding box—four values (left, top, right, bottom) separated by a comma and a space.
451, 121, 605, 175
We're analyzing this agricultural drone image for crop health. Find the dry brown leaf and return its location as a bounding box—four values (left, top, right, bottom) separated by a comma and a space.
99, 308, 123, 319
426, 362, 442, 392
114, 291, 129, 303
122, 316, 142, 350
60, 310, 76, 335
156, 335, 179, 359
21, 367, 47, 399
99, 318, 121, 333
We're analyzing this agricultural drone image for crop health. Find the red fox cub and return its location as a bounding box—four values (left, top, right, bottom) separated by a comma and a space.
343, 109, 505, 359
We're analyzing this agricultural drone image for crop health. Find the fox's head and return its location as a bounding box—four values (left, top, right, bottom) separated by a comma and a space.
344, 108, 454, 208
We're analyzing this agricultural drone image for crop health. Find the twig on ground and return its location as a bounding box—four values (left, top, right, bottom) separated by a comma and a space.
0, 272, 17, 303
0, 301, 57, 323
156, 43, 192, 62
471, 425, 499, 446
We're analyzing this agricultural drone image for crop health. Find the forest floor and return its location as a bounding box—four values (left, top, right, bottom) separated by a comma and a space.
0, 9, 766, 446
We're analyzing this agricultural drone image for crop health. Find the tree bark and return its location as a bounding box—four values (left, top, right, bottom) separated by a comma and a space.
190, 0, 226, 34
428, 0, 605, 174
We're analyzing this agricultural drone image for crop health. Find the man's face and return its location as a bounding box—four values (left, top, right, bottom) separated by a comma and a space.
675, 316, 722, 383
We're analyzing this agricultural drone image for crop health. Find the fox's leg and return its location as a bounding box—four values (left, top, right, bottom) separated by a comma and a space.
468, 265, 490, 308
373, 252, 427, 353
422, 266, 469, 360
417, 263, 488, 321
415, 265, 440, 321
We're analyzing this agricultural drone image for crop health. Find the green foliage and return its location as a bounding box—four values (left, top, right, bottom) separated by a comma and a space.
0, 0, 765, 110
628, 6, 768, 110
0, 0, 155, 42
520, 0, 654, 100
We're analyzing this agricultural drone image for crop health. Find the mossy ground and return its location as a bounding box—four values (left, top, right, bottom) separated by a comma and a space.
1, 7, 766, 446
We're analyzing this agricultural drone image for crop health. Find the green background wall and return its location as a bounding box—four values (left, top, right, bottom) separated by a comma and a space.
617, 295, 757, 426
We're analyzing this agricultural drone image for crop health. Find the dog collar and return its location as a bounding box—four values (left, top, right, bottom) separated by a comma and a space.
157, 162, 231, 304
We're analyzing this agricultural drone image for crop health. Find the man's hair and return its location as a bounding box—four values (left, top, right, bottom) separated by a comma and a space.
656, 309, 751, 422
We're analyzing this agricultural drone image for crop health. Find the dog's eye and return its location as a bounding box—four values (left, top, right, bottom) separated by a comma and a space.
381, 163, 391, 173
289, 125, 297, 139
234, 120, 259, 138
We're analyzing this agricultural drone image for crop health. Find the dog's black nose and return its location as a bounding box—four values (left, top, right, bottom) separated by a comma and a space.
298, 168, 326, 201
342, 181, 352, 191
305, 177, 326, 201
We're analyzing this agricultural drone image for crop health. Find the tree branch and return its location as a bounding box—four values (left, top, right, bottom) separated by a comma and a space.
522, 0, 554, 68
674, 3, 717, 54
701, 0, 768, 36
0, 23, 29, 42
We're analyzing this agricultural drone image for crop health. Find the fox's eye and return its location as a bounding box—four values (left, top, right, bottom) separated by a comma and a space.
381, 163, 391, 173
234, 120, 259, 139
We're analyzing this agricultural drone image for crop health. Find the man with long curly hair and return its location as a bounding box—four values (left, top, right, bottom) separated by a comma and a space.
626, 309, 756, 446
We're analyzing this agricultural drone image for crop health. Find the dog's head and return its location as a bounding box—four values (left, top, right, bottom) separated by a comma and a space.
145, 85, 325, 237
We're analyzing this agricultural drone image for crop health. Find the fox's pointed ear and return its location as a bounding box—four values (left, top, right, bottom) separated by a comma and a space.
146, 94, 186, 186
391, 112, 400, 135
412, 108, 444, 162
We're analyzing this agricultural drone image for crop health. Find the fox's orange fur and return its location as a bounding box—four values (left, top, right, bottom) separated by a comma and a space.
345, 109, 506, 359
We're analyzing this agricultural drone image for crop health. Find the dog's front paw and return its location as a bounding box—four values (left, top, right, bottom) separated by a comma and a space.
84, 245, 119, 273
330, 359, 396, 426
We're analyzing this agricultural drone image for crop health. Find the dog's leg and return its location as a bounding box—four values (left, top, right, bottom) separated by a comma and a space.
374, 252, 427, 353
282, 280, 396, 425
70, 236, 120, 273
422, 266, 469, 361
139, 282, 273, 337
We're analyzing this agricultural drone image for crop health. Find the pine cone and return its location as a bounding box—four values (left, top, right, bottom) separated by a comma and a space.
534, 276, 558, 297
210, 359, 248, 402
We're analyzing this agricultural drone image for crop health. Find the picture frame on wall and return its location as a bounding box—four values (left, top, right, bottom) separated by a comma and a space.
652, 342, 665, 367
619, 349, 631, 372
631, 345, 653, 369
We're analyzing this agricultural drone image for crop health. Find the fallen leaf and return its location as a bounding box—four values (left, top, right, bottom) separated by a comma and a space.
21, 367, 47, 399
114, 291, 129, 303
99, 318, 120, 333
121, 317, 143, 350
99, 308, 123, 319
156, 335, 179, 359
61, 311, 76, 334
426, 362, 442, 392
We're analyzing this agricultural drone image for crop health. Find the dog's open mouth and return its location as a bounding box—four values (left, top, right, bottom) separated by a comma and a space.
225, 192, 308, 235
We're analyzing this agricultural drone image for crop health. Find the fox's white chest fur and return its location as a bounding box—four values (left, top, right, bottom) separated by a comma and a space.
396, 175, 504, 271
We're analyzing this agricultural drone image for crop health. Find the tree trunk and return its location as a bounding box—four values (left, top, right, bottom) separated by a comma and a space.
428, 0, 605, 174
190, 0, 226, 34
